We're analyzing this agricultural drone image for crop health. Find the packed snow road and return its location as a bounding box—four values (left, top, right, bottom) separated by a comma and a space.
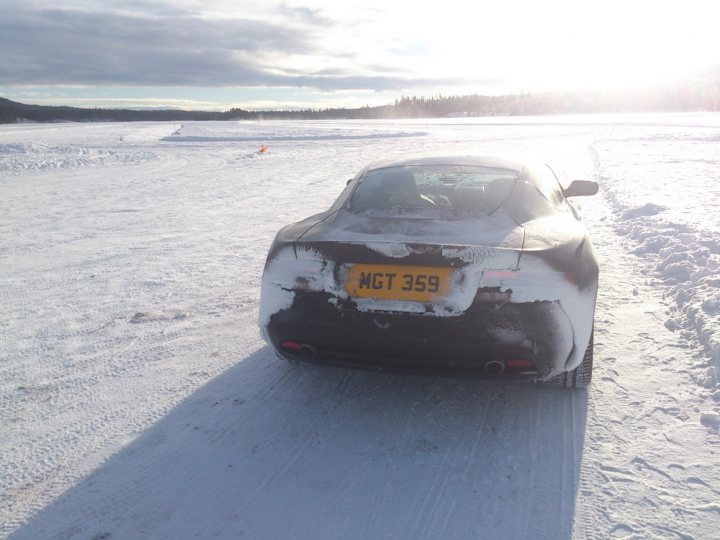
1, 117, 719, 539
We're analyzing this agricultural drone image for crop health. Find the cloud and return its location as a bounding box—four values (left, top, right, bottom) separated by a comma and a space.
277, 3, 332, 26
1, 5, 306, 82
0, 3, 461, 91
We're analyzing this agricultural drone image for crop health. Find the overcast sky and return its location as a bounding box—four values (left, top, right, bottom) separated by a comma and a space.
2, 0, 719, 110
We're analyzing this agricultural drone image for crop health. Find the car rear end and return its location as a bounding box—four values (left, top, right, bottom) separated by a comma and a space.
261, 237, 594, 380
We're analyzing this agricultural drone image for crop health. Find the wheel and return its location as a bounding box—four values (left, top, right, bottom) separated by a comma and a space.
545, 331, 593, 389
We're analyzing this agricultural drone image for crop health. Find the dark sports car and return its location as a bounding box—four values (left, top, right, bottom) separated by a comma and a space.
259, 155, 599, 388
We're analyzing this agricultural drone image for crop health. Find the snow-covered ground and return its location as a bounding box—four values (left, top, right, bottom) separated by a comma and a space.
1, 116, 719, 539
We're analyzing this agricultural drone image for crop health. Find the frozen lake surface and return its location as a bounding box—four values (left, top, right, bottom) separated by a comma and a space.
1, 115, 719, 539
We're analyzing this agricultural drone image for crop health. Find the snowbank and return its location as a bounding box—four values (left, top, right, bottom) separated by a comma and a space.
621, 215, 719, 372
594, 144, 720, 389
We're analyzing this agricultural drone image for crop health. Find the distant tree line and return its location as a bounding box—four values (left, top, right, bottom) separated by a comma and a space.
0, 97, 239, 123
2, 79, 718, 124
239, 80, 720, 120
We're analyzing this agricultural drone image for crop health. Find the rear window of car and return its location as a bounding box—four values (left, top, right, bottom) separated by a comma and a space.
349, 165, 518, 216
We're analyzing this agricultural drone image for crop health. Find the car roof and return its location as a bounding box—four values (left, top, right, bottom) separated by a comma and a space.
364, 154, 528, 173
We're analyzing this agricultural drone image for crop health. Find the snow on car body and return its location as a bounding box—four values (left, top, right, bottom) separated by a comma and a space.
260, 155, 599, 387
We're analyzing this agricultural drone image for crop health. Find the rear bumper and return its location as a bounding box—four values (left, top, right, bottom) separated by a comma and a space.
264, 292, 574, 378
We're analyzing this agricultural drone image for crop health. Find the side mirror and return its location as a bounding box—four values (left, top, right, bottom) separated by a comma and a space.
564, 180, 598, 197
346, 178, 353, 185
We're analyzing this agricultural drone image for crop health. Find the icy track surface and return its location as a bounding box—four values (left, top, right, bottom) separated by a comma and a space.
1, 116, 719, 539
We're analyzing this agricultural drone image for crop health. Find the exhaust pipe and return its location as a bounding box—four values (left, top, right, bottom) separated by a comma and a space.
299, 344, 317, 359
484, 360, 506, 377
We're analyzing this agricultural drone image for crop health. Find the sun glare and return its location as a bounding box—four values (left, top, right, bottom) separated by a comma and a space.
321, 0, 720, 93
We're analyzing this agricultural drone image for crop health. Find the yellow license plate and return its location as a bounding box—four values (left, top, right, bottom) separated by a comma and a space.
345, 264, 453, 302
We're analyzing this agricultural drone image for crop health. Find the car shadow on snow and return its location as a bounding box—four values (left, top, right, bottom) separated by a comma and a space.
12, 347, 588, 540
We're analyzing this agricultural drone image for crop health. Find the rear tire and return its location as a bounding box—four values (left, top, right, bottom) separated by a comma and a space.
545, 331, 593, 389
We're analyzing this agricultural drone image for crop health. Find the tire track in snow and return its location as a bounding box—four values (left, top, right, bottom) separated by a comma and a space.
228, 368, 356, 518
430, 388, 494, 540
401, 385, 486, 540
349, 377, 421, 539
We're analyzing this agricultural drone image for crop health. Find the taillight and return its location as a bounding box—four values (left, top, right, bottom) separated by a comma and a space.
292, 260, 326, 292
505, 358, 533, 369
483, 270, 517, 279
